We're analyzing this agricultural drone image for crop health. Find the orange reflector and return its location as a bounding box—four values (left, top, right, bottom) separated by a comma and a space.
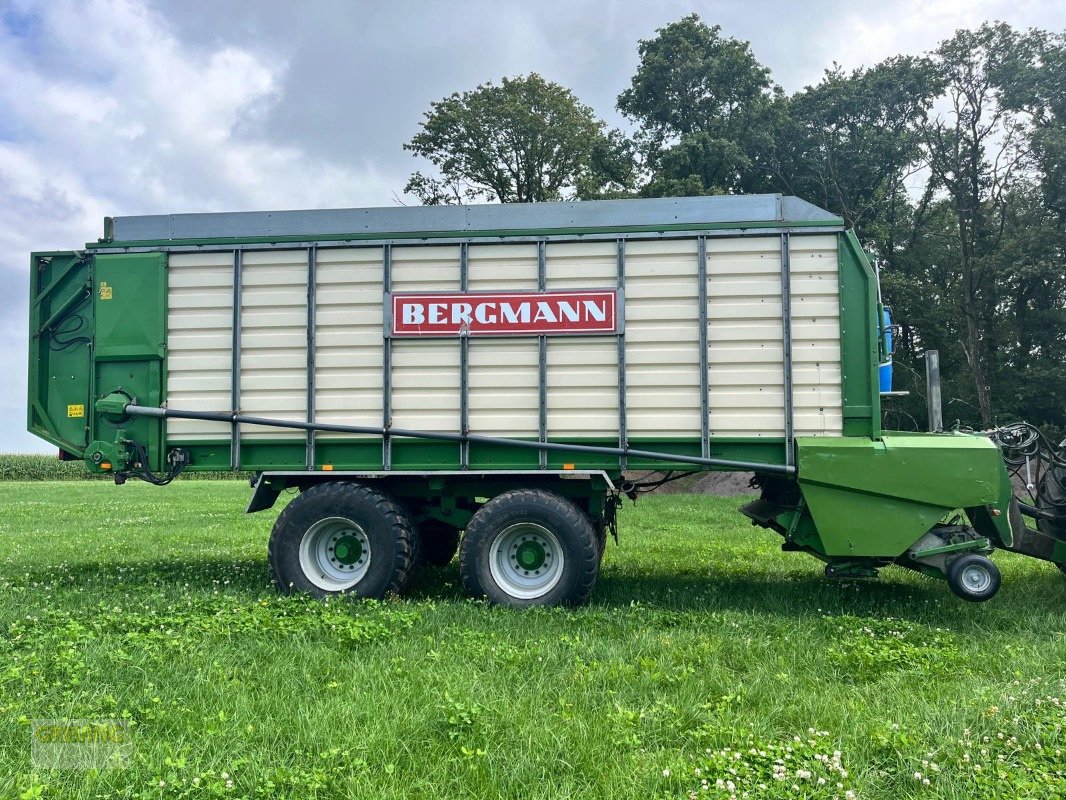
100, 462, 111, 470
322, 464, 333, 471
563, 463, 575, 470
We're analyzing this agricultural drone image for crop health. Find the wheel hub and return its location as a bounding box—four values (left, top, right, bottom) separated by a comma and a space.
298, 517, 372, 592
332, 533, 364, 567
513, 539, 547, 572
961, 564, 990, 592
489, 522, 565, 600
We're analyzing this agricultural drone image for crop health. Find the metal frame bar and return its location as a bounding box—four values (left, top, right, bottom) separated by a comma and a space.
230, 249, 242, 470
127, 404, 797, 477
305, 246, 316, 470
616, 238, 628, 471
780, 233, 795, 467
698, 235, 709, 459
382, 244, 393, 470
925, 350, 943, 432
538, 239, 548, 470
91, 227, 844, 256
459, 242, 470, 469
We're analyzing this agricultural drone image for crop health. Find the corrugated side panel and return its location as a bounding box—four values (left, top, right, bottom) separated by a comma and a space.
167, 252, 233, 441
707, 236, 786, 436
467, 244, 540, 437
240, 250, 307, 438
315, 247, 383, 434
391, 245, 460, 431
625, 239, 701, 437
545, 241, 618, 438
789, 235, 842, 436
705, 235, 842, 437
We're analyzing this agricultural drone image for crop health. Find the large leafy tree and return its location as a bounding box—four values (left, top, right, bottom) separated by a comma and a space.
617, 14, 779, 196
770, 57, 941, 244
919, 23, 1045, 426
877, 24, 1065, 434
404, 73, 633, 204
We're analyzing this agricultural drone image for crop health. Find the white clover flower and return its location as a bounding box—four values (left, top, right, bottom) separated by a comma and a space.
662, 769, 671, 778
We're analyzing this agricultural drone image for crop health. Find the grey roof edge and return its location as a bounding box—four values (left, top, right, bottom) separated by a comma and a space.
108, 194, 844, 243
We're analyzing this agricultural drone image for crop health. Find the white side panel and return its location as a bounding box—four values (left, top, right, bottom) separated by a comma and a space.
707, 236, 786, 437
468, 244, 540, 436
789, 235, 842, 436
390, 246, 460, 431
315, 247, 383, 434
167, 252, 234, 441
625, 238, 701, 437
240, 250, 307, 438
545, 241, 619, 437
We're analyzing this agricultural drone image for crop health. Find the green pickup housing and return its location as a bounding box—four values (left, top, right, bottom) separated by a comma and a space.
28, 195, 1045, 598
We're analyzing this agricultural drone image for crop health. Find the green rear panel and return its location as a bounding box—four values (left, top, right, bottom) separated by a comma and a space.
28, 252, 94, 453
838, 231, 880, 439
91, 254, 167, 471
28, 252, 167, 471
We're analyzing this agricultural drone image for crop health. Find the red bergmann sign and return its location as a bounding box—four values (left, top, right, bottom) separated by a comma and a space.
390, 290, 618, 337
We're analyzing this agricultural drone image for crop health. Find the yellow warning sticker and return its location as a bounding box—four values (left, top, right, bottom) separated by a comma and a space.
99, 281, 113, 300
67, 404, 85, 418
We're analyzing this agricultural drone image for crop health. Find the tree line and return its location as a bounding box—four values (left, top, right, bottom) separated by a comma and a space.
404, 15, 1065, 438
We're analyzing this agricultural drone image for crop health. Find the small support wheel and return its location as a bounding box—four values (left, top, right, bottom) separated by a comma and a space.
946, 554, 1001, 602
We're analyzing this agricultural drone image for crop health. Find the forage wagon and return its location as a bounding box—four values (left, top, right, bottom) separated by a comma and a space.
27, 195, 1066, 605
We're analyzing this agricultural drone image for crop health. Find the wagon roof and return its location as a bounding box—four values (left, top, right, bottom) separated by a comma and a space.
99, 194, 843, 247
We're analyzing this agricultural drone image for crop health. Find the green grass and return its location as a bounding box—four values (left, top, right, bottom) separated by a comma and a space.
1, 481, 1064, 799
0, 454, 246, 482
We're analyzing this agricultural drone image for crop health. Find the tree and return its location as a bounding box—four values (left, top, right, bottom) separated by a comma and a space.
617, 14, 779, 196
404, 73, 633, 204
769, 57, 941, 245
921, 23, 1044, 426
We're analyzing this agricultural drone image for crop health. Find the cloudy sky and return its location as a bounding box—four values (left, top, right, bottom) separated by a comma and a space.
2, 0, 1063, 452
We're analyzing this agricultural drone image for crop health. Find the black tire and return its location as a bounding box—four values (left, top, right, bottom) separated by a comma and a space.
946, 554, 1001, 602
416, 520, 461, 567
268, 482, 415, 599
459, 489, 599, 608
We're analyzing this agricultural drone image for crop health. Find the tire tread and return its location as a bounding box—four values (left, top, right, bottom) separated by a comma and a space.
459, 488, 599, 607
268, 481, 415, 597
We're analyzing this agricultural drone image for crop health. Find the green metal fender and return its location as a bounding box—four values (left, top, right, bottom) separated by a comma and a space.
796, 432, 1014, 558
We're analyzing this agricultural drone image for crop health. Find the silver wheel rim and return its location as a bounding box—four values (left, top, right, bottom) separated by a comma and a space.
488, 522, 565, 600
960, 563, 992, 594
298, 516, 371, 592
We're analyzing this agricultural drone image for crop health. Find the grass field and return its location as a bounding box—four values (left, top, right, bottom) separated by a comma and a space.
1, 481, 1064, 799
